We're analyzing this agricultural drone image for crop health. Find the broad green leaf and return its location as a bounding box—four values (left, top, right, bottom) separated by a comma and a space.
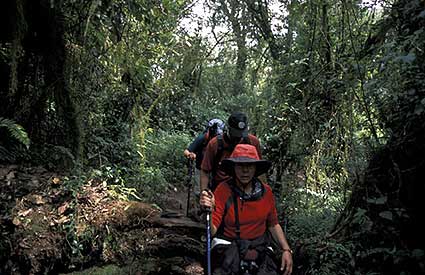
379, 211, 393, 221
366, 196, 387, 205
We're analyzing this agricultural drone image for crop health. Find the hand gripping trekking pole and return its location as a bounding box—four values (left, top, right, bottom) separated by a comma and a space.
186, 159, 194, 217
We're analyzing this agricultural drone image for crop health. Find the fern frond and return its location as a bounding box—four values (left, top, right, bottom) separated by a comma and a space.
0, 117, 30, 149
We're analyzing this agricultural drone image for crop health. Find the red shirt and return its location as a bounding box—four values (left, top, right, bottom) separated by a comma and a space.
212, 182, 279, 240
201, 134, 261, 184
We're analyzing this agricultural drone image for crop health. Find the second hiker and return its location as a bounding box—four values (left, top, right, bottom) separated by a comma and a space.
200, 112, 261, 192
184, 118, 226, 194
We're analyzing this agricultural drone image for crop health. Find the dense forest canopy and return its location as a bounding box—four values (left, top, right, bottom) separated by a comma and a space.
0, 0, 424, 274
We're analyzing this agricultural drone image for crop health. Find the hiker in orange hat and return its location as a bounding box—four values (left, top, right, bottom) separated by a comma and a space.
200, 144, 293, 275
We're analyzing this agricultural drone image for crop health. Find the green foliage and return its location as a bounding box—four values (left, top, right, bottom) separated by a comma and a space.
65, 265, 123, 275
137, 166, 168, 200
0, 0, 190, 168
280, 177, 352, 274
0, 117, 30, 162
60, 169, 143, 267
59, 175, 91, 264
143, 130, 192, 187
1, 0, 424, 273
0, 117, 30, 148
283, 183, 343, 241
90, 166, 142, 201
307, 240, 356, 275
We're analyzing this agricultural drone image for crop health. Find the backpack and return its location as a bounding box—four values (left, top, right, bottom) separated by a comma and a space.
203, 118, 225, 144
192, 119, 225, 169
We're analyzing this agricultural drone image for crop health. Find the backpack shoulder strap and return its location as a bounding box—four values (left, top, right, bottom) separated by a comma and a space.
232, 190, 240, 239
212, 134, 225, 177
215, 190, 234, 237
215, 182, 242, 239
217, 134, 224, 152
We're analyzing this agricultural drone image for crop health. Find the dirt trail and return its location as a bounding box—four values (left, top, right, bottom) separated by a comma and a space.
0, 165, 205, 275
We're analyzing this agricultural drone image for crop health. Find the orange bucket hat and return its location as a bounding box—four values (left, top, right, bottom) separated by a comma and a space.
220, 144, 271, 177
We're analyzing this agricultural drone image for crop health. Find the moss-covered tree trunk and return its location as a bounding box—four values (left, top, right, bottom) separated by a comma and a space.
0, 0, 81, 164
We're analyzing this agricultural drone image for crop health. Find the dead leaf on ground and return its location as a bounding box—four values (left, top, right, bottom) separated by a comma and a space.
58, 202, 69, 214
0, 167, 10, 179
18, 208, 33, 217
52, 177, 61, 185
19, 238, 30, 249
54, 216, 70, 224
13, 217, 22, 226
31, 194, 46, 205
6, 171, 16, 180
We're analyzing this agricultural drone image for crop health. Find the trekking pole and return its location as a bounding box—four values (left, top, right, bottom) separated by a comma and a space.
186, 159, 194, 217
206, 208, 212, 275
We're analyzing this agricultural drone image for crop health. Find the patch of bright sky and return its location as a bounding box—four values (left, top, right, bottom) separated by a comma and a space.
179, 0, 288, 40
360, 0, 385, 10
269, 1, 288, 35
180, 0, 383, 39
179, 0, 217, 38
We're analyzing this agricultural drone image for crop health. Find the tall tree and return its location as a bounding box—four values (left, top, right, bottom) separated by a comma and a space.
220, 0, 249, 94
0, 0, 82, 161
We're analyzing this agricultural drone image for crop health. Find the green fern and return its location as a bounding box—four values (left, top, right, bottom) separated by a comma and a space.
0, 117, 30, 149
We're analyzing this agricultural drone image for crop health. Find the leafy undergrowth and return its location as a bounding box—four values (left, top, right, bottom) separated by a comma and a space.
0, 165, 204, 275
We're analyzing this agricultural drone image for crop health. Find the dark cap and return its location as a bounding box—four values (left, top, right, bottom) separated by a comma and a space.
228, 112, 248, 138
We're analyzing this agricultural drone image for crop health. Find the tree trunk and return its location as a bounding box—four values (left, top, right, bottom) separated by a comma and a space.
219, 0, 248, 95
0, 0, 82, 164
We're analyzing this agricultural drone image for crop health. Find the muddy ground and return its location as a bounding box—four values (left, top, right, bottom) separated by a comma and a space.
0, 165, 205, 275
